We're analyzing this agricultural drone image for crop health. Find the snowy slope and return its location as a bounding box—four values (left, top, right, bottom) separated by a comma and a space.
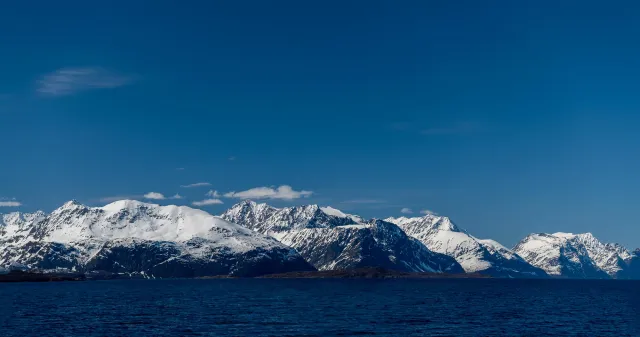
277, 219, 463, 273
573, 233, 631, 277
385, 215, 547, 278
0, 211, 47, 242
222, 201, 462, 273
513, 232, 632, 279
222, 200, 361, 234
0, 200, 313, 277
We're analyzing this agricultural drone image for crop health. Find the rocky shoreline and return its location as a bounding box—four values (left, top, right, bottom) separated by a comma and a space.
0, 267, 492, 282
0, 270, 85, 283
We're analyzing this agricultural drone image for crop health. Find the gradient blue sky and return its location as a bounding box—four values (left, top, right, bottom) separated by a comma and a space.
1, 1, 639, 248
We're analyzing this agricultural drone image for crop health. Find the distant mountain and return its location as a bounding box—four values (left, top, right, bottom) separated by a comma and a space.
277, 219, 463, 273
513, 233, 633, 279
0, 200, 313, 277
384, 215, 547, 278
221, 200, 362, 235
221, 201, 462, 273
3, 199, 636, 279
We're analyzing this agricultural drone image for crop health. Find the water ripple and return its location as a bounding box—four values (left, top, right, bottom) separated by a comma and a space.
0, 279, 638, 336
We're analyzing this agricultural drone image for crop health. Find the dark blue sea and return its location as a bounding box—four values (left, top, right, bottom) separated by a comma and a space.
0, 279, 638, 336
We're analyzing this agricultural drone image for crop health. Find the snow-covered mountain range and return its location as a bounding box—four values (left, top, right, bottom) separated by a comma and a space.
222, 200, 639, 278
384, 215, 547, 278
0, 200, 313, 277
221, 201, 363, 235
1, 199, 637, 279
222, 201, 462, 273
513, 232, 636, 279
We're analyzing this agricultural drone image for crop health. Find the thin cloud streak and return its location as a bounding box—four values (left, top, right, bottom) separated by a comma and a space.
420, 209, 438, 215
341, 199, 385, 204
180, 182, 212, 188
206, 190, 220, 198
400, 207, 413, 214
37, 67, 134, 97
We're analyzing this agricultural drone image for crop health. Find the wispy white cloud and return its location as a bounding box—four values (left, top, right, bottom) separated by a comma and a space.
192, 199, 224, 206
400, 207, 413, 214
0, 201, 21, 207
180, 182, 212, 188
420, 209, 438, 216
228, 156, 236, 161
206, 190, 220, 198
37, 67, 134, 97
144, 192, 165, 200
224, 185, 312, 200
99, 193, 179, 203
341, 199, 385, 204
176, 168, 185, 171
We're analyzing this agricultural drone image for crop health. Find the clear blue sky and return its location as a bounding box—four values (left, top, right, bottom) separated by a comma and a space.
1, 1, 639, 248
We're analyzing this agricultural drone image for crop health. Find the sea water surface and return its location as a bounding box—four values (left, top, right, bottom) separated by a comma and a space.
0, 278, 639, 336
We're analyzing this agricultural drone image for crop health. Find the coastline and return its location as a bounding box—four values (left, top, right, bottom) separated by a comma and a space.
0, 270, 85, 283
255, 268, 490, 279
0, 268, 490, 283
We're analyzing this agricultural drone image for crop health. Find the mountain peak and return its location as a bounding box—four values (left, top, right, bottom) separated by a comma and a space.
0, 199, 312, 278
221, 202, 360, 234
62, 199, 82, 208
53, 200, 87, 213
300, 204, 320, 212
431, 216, 458, 232
385, 215, 461, 232
514, 231, 629, 278
238, 199, 258, 207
